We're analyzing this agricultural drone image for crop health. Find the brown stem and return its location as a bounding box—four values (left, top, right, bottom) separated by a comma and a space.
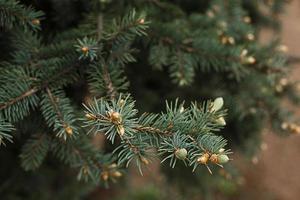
102, 64, 117, 100
93, 114, 173, 136
97, 13, 103, 41
45, 87, 67, 127
161, 36, 286, 74
134, 125, 173, 136
96, 12, 117, 100
0, 87, 38, 110
0, 65, 77, 111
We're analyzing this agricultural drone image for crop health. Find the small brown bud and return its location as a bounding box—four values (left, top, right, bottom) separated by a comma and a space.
65, 126, 73, 135
108, 163, 118, 169
279, 78, 288, 86
221, 36, 228, 44
83, 166, 88, 175
281, 122, 289, 130
32, 19, 40, 25
228, 37, 235, 45
276, 45, 288, 53
209, 154, 219, 164
294, 126, 300, 134
289, 123, 300, 134
111, 171, 122, 178
243, 16, 251, 23
140, 156, 149, 165
101, 171, 109, 181
246, 56, 256, 64
108, 110, 122, 124
81, 46, 89, 53
246, 33, 255, 41
197, 153, 210, 164
138, 18, 145, 24
240, 49, 248, 57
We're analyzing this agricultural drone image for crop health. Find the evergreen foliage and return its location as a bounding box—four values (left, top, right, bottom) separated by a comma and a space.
0, 0, 298, 199
0, 0, 43, 30
0, 115, 14, 145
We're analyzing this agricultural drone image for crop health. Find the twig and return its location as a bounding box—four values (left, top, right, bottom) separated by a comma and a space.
97, 13, 103, 41
0, 87, 38, 110
45, 87, 67, 127
93, 114, 173, 136
0, 65, 78, 111
102, 64, 117, 100
96, 12, 117, 100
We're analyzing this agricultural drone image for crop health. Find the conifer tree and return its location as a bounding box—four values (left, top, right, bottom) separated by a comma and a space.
0, 0, 298, 199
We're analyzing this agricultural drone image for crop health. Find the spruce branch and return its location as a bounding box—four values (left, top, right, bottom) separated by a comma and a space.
41, 88, 78, 140
83, 94, 230, 173
159, 36, 242, 65
0, 0, 293, 194
147, 12, 286, 84
52, 135, 123, 183
0, 0, 43, 30
85, 10, 148, 99
104, 9, 149, 44
0, 63, 78, 113
52, 136, 104, 182
20, 133, 50, 171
